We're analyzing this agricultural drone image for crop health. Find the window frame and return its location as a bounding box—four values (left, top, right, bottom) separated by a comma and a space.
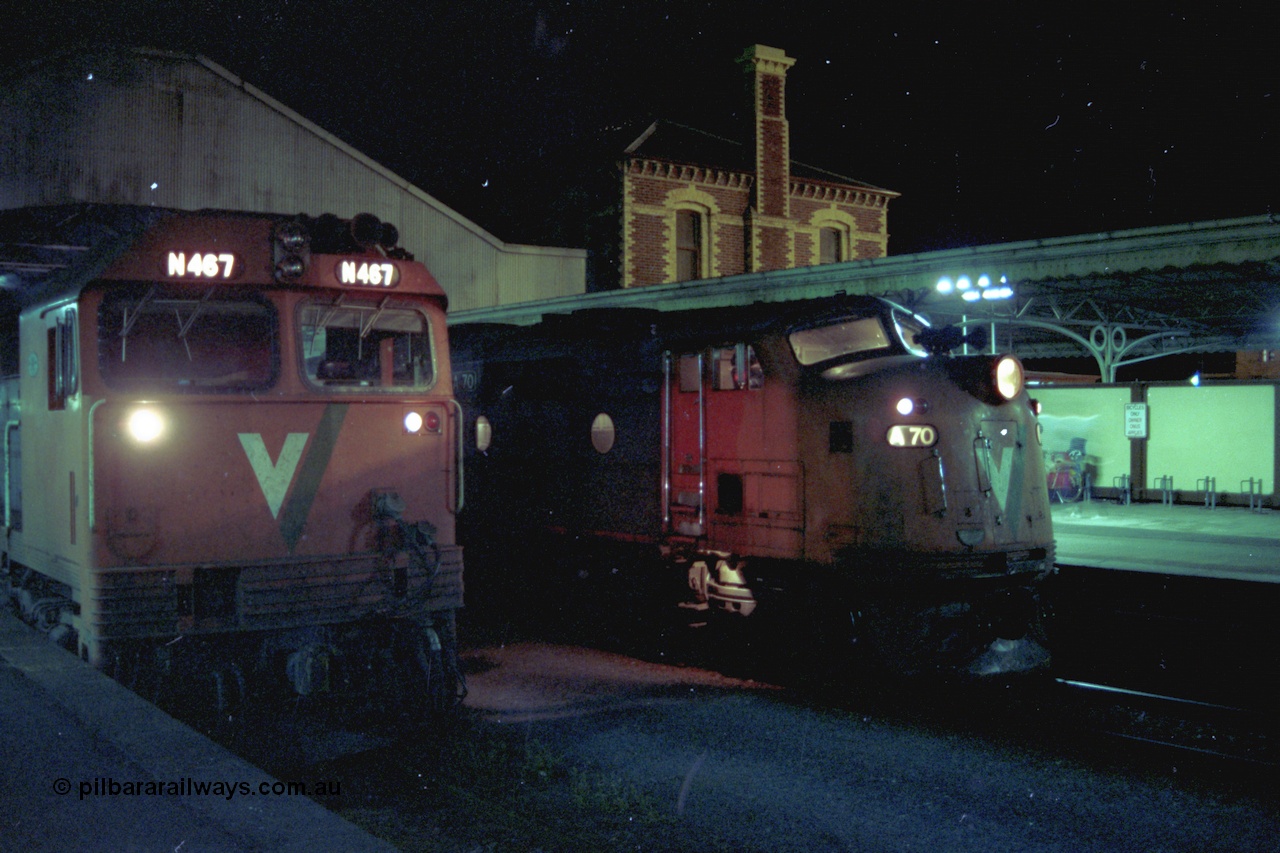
674, 208, 706, 282
296, 296, 438, 394
819, 226, 845, 264
95, 282, 280, 395
47, 306, 78, 410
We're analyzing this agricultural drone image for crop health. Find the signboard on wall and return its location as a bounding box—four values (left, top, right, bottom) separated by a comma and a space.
1124, 402, 1148, 439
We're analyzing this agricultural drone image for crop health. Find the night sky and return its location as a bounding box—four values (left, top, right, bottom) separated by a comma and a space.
4, 1, 1276, 255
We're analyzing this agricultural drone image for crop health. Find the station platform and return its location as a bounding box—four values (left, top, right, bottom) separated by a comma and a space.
0, 612, 396, 853
1051, 500, 1280, 582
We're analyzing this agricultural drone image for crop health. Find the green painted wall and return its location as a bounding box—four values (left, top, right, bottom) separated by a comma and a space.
1034, 386, 1133, 490
1147, 385, 1274, 493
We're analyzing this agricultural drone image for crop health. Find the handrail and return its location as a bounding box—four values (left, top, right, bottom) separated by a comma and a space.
661, 352, 672, 526
87, 399, 105, 529
697, 351, 706, 535
3, 420, 18, 529
448, 399, 464, 514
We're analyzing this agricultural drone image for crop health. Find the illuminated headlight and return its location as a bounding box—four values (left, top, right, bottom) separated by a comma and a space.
994, 356, 1024, 401
405, 410, 442, 435
126, 407, 165, 443
895, 397, 929, 416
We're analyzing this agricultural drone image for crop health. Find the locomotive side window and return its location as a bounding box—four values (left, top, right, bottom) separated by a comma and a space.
788, 316, 891, 366
711, 344, 763, 391
47, 308, 78, 410
98, 285, 277, 392
299, 298, 434, 391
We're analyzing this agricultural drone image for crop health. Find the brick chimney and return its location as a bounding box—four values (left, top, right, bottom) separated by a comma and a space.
740, 44, 796, 272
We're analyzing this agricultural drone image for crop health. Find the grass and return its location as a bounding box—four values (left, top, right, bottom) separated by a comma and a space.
295, 711, 720, 852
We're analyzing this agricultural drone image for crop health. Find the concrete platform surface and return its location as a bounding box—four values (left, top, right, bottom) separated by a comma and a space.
0, 612, 397, 853
1051, 501, 1280, 581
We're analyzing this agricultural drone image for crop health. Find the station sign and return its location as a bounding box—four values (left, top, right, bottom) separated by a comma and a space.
1124, 402, 1148, 439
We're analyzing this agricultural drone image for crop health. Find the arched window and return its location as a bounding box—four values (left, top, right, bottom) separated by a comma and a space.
819, 226, 844, 264
676, 209, 704, 282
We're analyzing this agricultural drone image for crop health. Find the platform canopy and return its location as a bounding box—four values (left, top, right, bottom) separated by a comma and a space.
451, 215, 1280, 381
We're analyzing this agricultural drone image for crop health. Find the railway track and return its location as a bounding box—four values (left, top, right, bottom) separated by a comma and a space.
1056, 678, 1277, 767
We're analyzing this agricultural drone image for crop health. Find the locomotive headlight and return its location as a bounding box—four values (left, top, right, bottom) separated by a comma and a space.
994, 355, 1024, 401
126, 407, 165, 443
404, 409, 442, 434
895, 397, 929, 416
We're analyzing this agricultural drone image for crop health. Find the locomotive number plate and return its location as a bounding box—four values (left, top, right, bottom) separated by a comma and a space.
886, 424, 937, 447
166, 251, 240, 279
337, 260, 399, 287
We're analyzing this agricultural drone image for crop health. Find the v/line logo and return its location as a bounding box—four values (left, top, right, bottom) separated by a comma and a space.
989, 444, 1013, 512
238, 432, 309, 519
233, 403, 348, 553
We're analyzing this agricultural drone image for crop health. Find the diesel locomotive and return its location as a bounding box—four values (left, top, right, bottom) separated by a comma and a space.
452, 296, 1053, 675
0, 205, 464, 713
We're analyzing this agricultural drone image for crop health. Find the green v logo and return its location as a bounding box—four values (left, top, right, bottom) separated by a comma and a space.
239, 433, 309, 519
237, 405, 349, 552
989, 445, 1013, 512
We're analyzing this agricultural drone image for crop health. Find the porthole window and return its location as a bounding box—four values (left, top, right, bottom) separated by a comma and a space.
475, 415, 493, 453
590, 413, 615, 454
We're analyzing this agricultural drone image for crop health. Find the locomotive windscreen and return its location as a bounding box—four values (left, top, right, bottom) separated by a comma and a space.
789, 315, 891, 365
97, 283, 277, 391
299, 298, 434, 390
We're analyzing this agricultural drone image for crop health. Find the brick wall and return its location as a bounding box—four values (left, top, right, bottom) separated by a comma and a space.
618, 44, 897, 288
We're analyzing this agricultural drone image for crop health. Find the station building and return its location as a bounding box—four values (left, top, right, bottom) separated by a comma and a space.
616, 45, 899, 289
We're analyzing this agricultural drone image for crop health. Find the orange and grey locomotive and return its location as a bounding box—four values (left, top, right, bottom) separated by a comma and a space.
1, 206, 464, 712
453, 297, 1052, 675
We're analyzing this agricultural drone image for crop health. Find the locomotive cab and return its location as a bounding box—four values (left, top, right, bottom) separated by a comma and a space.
1, 207, 465, 714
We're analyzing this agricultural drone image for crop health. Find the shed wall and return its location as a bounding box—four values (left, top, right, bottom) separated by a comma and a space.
0, 49, 584, 311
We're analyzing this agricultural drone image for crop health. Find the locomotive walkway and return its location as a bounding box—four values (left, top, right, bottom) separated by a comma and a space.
0, 611, 396, 853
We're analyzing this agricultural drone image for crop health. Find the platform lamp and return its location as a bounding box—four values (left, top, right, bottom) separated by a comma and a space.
934, 274, 1015, 354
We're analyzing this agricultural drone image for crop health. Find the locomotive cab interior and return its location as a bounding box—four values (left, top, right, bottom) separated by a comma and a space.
301, 299, 434, 389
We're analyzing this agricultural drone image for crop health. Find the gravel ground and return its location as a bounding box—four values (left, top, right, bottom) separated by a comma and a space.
457, 641, 1279, 853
